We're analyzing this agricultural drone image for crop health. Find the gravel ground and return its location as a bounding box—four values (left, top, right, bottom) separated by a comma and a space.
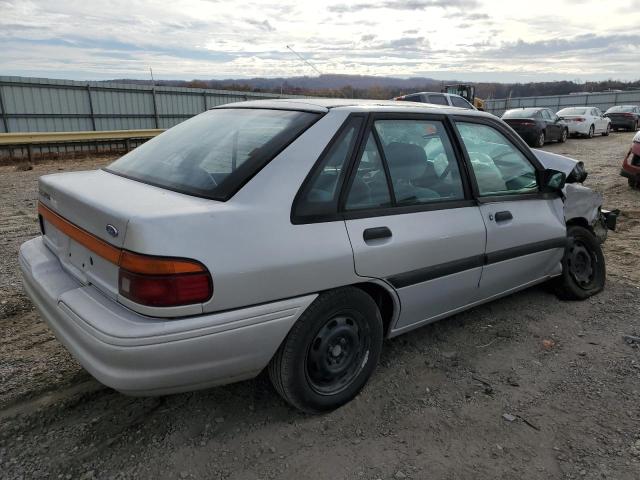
0, 133, 639, 480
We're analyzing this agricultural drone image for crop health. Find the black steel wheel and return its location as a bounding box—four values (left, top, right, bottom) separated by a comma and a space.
268, 287, 383, 413
306, 314, 370, 395
554, 225, 606, 300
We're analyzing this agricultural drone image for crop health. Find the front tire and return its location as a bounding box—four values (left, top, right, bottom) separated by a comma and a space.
268, 287, 383, 413
603, 124, 610, 136
554, 226, 606, 300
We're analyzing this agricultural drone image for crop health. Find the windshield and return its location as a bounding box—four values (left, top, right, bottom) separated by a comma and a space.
558, 108, 588, 115
106, 108, 319, 200
606, 106, 634, 113
502, 109, 540, 119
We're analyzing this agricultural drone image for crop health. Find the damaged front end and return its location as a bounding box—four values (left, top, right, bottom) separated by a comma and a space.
533, 149, 618, 243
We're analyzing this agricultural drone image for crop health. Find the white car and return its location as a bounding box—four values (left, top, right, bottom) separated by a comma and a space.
557, 107, 611, 137
20, 99, 614, 413
394, 91, 476, 110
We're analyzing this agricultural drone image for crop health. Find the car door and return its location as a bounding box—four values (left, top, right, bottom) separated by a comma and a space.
453, 118, 567, 300
342, 114, 487, 331
541, 109, 560, 140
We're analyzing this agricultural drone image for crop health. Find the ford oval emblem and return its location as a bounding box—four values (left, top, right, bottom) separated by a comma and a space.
106, 224, 119, 238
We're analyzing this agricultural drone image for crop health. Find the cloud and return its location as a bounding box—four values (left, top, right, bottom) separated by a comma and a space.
0, 0, 639, 82
329, 0, 479, 13
485, 33, 640, 57
246, 19, 275, 32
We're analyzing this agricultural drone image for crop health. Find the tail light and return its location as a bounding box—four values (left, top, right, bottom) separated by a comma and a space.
38, 202, 213, 308
575, 117, 585, 122
118, 251, 212, 307
623, 113, 635, 117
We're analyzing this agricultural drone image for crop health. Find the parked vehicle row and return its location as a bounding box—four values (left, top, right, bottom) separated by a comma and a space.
501, 104, 640, 148
20, 99, 616, 413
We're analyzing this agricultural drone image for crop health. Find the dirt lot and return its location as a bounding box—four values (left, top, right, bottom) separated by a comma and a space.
1, 133, 639, 480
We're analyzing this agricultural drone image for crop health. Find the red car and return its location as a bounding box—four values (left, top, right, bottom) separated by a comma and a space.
621, 131, 640, 188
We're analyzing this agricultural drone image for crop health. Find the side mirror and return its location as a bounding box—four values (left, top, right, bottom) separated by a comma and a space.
541, 168, 566, 192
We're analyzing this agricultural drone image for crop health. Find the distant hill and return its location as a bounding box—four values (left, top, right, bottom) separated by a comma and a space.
107, 74, 640, 100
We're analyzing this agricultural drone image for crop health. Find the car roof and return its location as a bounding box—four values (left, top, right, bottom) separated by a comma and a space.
215, 97, 491, 118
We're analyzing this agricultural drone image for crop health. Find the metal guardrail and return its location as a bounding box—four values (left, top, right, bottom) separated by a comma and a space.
0, 129, 163, 145
0, 129, 165, 163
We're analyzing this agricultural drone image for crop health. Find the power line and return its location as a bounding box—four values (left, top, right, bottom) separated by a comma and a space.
286, 45, 322, 76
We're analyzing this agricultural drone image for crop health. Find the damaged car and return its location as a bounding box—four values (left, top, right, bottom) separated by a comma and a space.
620, 130, 640, 189
20, 99, 616, 413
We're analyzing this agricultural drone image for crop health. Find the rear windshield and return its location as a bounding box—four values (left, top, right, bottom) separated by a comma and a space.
106, 108, 320, 200
502, 108, 540, 119
558, 108, 587, 115
605, 106, 634, 113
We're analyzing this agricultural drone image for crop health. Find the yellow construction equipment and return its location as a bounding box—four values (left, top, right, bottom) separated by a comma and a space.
442, 84, 485, 110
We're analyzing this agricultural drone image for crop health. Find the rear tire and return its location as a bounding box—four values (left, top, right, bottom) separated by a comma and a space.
535, 131, 545, 148
559, 128, 568, 143
554, 226, 606, 300
587, 125, 594, 138
268, 287, 383, 413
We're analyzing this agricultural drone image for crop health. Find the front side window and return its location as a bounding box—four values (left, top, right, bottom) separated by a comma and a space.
294, 117, 363, 219
107, 108, 319, 200
374, 119, 465, 204
456, 122, 538, 196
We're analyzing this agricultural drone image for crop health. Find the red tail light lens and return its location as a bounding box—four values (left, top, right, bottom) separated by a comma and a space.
575, 117, 585, 122
119, 270, 212, 307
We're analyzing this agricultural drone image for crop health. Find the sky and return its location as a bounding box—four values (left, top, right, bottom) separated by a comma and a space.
1, 0, 639, 83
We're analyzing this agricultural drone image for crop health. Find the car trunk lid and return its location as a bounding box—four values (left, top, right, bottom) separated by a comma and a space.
38, 169, 219, 303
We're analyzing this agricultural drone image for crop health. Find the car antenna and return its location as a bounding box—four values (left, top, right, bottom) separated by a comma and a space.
285, 45, 348, 98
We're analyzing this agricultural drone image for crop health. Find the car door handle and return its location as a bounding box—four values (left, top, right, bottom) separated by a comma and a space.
494, 211, 513, 222
363, 227, 392, 241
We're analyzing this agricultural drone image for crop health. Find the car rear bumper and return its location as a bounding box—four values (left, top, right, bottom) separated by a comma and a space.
566, 123, 590, 135
610, 120, 636, 129
19, 236, 316, 396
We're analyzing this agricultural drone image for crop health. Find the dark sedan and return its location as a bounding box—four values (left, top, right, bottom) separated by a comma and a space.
501, 108, 569, 148
604, 105, 640, 131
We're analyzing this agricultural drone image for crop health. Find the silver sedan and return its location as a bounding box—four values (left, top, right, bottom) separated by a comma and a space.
20, 99, 613, 413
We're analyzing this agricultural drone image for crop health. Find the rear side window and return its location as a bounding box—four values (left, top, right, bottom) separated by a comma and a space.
456, 122, 538, 196
293, 116, 363, 219
399, 94, 423, 102
345, 133, 393, 210
106, 108, 320, 201
427, 95, 448, 105
450, 96, 473, 109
